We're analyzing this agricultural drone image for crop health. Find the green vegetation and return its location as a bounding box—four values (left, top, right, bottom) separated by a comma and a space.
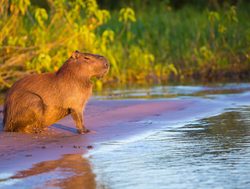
0, 0, 250, 91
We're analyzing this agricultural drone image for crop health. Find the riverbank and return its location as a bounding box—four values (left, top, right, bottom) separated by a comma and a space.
1, 84, 250, 188
0, 98, 193, 188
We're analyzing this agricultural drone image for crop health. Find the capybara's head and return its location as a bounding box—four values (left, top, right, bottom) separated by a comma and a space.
71, 50, 109, 79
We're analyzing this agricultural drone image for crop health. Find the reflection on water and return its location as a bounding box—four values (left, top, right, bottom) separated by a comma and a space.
90, 107, 250, 189
184, 109, 250, 155
0, 154, 96, 189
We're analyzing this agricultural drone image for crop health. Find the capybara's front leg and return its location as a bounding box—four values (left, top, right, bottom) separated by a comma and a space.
71, 109, 89, 134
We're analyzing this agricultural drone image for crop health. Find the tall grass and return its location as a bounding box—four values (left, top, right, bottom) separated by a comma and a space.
134, 4, 250, 82
0, 0, 250, 91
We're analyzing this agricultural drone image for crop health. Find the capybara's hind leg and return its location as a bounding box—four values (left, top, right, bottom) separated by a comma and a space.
11, 108, 44, 133
8, 92, 45, 133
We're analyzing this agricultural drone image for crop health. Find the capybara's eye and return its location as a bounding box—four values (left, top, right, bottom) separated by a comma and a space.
84, 57, 90, 60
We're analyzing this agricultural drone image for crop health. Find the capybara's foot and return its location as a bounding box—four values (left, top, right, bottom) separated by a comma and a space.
21, 125, 43, 134
77, 128, 90, 134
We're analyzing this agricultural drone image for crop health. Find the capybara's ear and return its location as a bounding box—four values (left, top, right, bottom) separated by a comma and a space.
72, 50, 80, 59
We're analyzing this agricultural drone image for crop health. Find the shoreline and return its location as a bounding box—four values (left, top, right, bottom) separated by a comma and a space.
0, 98, 193, 188
1, 91, 250, 188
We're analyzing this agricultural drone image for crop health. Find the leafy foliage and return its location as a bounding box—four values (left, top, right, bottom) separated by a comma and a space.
0, 0, 250, 90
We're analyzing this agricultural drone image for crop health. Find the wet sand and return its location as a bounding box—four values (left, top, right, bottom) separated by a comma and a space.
0, 98, 194, 188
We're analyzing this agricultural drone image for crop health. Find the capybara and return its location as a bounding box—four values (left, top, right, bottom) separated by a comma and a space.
3, 51, 109, 134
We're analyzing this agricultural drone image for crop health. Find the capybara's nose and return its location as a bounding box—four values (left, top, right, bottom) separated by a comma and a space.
99, 56, 109, 68
104, 60, 109, 68
96, 55, 109, 68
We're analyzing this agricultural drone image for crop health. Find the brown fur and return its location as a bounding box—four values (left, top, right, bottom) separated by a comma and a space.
3, 51, 109, 134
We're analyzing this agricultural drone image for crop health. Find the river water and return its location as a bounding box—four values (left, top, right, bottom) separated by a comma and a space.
90, 83, 250, 189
